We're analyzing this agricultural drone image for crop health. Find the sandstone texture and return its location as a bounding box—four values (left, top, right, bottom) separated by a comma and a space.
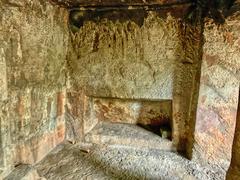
85, 121, 174, 151
92, 98, 172, 126
227, 91, 240, 179
4, 164, 45, 180
68, 12, 179, 100
0, 0, 239, 179
0, 0, 69, 176
192, 3, 240, 168
67, 9, 203, 154
51, 0, 190, 8
33, 142, 226, 180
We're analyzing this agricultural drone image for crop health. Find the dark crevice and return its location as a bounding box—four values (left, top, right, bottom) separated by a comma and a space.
185, 0, 237, 24
137, 123, 172, 140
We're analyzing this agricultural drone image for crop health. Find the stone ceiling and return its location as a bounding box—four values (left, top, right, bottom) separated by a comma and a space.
50, 0, 191, 8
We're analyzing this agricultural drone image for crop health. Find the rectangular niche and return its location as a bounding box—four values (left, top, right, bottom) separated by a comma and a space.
83, 97, 174, 151
91, 97, 172, 139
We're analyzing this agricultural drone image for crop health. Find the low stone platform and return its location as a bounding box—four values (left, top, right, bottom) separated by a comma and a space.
84, 122, 175, 152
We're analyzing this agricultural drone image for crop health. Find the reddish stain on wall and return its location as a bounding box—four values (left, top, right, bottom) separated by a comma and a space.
17, 96, 25, 128
57, 92, 65, 116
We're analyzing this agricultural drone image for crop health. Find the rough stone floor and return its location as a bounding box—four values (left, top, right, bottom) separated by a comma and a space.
84, 122, 174, 151
5, 122, 227, 180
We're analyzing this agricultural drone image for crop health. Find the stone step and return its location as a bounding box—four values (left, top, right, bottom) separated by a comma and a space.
84, 121, 176, 151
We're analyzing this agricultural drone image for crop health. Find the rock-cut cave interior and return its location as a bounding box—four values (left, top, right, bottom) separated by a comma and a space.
0, 0, 240, 179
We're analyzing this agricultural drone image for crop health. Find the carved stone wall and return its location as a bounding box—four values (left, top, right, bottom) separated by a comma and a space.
67, 9, 203, 153
0, 0, 69, 175
92, 98, 172, 125
68, 12, 180, 99
2, 0, 239, 177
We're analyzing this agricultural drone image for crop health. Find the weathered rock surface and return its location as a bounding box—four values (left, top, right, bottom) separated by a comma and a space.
92, 97, 172, 125
67, 8, 203, 155
50, 0, 191, 8
227, 91, 240, 180
34, 142, 226, 180
4, 164, 45, 180
84, 121, 175, 151
192, 2, 240, 169
0, 0, 239, 179
0, 0, 69, 176
68, 12, 179, 99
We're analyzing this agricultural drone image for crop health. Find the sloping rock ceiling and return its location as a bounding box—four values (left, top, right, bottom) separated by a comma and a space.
50, 0, 190, 7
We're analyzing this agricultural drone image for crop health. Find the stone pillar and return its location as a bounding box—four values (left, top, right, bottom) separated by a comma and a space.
0, 39, 8, 171
227, 90, 240, 179
192, 1, 240, 168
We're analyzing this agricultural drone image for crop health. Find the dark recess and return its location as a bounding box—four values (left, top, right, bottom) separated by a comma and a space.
68, 0, 238, 32
185, 0, 237, 24
69, 4, 190, 32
